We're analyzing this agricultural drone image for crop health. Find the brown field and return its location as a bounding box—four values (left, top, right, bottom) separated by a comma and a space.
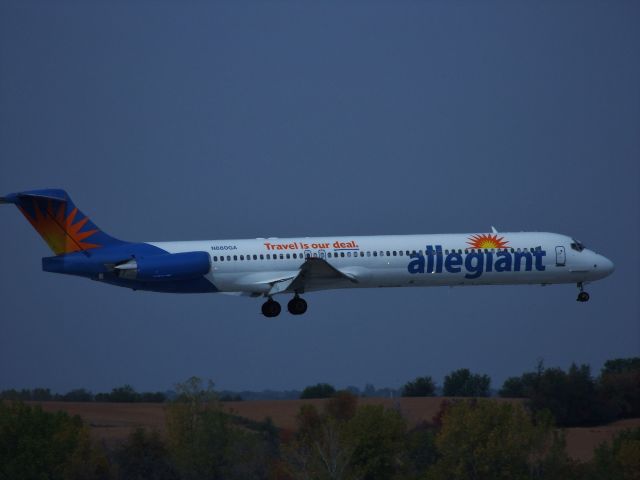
32, 399, 640, 462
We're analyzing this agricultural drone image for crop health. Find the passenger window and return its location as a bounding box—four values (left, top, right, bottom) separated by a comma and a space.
240, 255, 244, 260
286, 253, 290, 259
360, 251, 364, 257
347, 252, 352, 257
266, 254, 271, 259
366, 251, 371, 257
373, 251, 377, 257
213, 256, 218, 261
253, 255, 257, 260
227, 255, 231, 261
392, 251, 397, 256
340, 252, 345, 257
279, 254, 284, 259
260, 254, 264, 260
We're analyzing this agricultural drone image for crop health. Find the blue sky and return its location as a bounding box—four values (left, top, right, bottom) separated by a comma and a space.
1, 0, 638, 393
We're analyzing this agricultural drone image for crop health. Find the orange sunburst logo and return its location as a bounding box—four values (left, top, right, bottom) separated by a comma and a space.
18, 198, 101, 255
467, 233, 509, 250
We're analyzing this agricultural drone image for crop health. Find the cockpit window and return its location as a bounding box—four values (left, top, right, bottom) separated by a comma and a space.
570, 239, 585, 252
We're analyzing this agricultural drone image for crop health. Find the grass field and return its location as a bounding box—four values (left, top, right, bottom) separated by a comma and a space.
32, 398, 640, 462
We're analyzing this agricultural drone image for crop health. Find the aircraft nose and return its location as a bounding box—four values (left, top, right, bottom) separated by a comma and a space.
596, 255, 615, 277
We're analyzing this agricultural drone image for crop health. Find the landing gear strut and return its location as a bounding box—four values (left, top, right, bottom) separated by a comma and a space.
576, 283, 590, 302
261, 298, 281, 317
287, 295, 308, 315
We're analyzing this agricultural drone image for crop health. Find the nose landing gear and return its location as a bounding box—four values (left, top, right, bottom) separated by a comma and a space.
576, 283, 590, 302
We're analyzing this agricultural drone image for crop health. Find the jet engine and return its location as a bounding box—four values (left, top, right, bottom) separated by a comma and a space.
114, 251, 210, 281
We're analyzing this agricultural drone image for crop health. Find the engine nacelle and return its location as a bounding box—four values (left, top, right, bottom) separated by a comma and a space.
115, 251, 211, 281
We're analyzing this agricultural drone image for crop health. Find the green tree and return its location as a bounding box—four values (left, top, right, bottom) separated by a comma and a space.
0, 401, 109, 479
63, 388, 94, 402
139, 391, 167, 403
402, 376, 436, 397
599, 359, 640, 419
443, 369, 491, 397
426, 399, 571, 480
114, 428, 179, 480
346, 405, 407, 480
588, 427, 640, 480
165, 377, 269, 480
404, 422, 439, 479
300, 383, 336, 399
31, 387, 53, 401
286, 392, 408, 480
527, 363, 609, 426
109, 384, 140, 402
601, 358, 640, 375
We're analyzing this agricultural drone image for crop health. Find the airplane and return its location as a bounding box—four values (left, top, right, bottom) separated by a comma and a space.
1, 189, 614, 317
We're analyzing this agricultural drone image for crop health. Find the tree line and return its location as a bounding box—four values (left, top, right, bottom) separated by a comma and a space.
1, 375, 638, 480
3, 357, 638, 430
0, 384, 167, 403
301, 358, 640, 428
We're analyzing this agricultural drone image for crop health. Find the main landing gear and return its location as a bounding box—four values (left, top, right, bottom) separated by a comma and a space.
576, 282, 590, 303
287, 295, 308, 315
261, 298, 281, 317
261, 295, 308, 317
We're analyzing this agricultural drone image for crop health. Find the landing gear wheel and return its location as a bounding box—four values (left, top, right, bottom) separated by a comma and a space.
261, 299, 281, 317
576, 282, 590, 302
287, 296, 308, 315
577, 291, 590, 302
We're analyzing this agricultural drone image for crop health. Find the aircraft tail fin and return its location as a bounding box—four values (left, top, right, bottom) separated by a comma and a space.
1, 189, 126, 255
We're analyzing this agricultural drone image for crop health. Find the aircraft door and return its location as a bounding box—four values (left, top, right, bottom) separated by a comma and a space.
555, 246, 566, 266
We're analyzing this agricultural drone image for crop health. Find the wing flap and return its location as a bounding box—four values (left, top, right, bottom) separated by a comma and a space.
286, 257, 357, 294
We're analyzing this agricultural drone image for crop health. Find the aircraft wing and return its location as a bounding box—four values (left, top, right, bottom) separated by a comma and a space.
267, 257, 358, 295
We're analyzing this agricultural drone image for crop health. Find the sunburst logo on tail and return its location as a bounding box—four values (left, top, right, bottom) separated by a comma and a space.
18, 198, 101, 255
467, 233, 509, 249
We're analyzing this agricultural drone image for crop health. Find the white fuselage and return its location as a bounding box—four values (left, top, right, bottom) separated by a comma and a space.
149, 231, 614, 296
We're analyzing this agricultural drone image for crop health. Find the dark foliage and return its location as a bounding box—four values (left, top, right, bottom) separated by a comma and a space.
299, 382, 336, 399
0, 401, 109, 480
499, 357, 640, 426
114, 428, 179, 480
443, 368, 491, 397
402, 376, 436, 397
